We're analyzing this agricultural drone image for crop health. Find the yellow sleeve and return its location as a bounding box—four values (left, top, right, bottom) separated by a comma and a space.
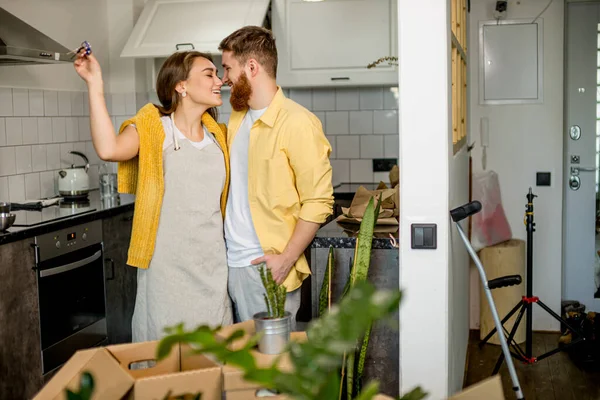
284, 114, 334, 224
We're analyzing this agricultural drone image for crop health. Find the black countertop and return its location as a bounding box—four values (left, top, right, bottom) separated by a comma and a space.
0, 190, 135, 245
311, 219, 399, 250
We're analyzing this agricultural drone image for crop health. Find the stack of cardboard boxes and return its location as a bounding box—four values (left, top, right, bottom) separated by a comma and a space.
32, 320, 505, 400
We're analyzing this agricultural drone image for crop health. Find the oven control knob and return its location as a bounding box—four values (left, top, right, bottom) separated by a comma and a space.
55, 241, 61, 249
82, 233, 87, 241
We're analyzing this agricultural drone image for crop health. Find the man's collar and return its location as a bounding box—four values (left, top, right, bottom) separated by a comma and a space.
257, 86, 285, 128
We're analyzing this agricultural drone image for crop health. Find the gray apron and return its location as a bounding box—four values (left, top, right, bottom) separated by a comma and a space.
131, 124, 233, 342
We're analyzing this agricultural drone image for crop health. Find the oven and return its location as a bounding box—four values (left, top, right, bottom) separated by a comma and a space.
33, 219, 107, 375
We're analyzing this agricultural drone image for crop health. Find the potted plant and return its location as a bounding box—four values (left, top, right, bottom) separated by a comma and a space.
253, 264, 291, 355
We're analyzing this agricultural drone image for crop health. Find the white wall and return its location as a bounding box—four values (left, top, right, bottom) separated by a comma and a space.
468, 0, 565, 331
398, 0, 461, 397
0, 0, 110, 91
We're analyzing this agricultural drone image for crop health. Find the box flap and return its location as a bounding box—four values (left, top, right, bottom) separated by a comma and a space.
33, 348, 134, 400
132, 367, 222, 400
106, 341, 180, 379
449, 376, 505, 400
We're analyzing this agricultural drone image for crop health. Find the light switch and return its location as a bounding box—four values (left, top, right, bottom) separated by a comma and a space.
411, 224, 437, 249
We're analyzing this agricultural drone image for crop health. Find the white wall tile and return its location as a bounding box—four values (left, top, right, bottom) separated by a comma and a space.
73, 142, 86, 156
313, 111, 326, 128
0, 147, 16, 176
373, 110, 398, 134
88, 164, 99, 189
125, 93, 136, 115
336, 136, 360, 159
71, 92, 84, 116
8, 175, 25, 202
220, 113, 230, 125
384, 135, 399, 158
60, 143, 74, 167
15, 146, 32, 174
66, 118, 79, 142
86, 141, 101, 165
136, 92, 149, 111
219, 91, 232, 113
0, 88, 13, 116
383, 87, 399, 109
58, 91, 72, 116
325, 135, 336, 158
111, 93, 126, 115
25, 173, 41, 200
5, 118, 22, 145
115, 116, 129, 132
78, 117, 91, 141
46, 144, 61, 170
312, 89, 336, 111
83, 93, 90, 116
0, 177, 8, 201
40, 171, 56, 198
350, 111, 373, 134
29, 90, 44, 116
325, 111, 349, 134
52, 117, 66, 143
360, 135, 384, 159
22, 118, 38, 145
44, 90, 58, 116
31, 145, 47, 172
330, 159, 350, 185
12, 89, 29, 116
335, 88, 359, 111
290, 89, 312, 109
374, 172, 390, 184
37, 118, 53, 144
359, 88, 384, 110
0, 118, 5, 146
350, 159, 373, 183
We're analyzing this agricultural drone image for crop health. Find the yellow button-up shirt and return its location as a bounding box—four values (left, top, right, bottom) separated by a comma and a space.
227, 87, 334, 291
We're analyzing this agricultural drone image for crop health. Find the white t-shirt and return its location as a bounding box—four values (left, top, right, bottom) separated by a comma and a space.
160, 115, 214, 151
224, 107, 268, 268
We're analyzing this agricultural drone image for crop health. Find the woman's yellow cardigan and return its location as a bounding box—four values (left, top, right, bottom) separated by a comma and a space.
117, 103, 229, 269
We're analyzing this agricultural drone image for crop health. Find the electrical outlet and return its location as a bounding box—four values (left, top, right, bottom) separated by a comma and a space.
372, 158, 398, 172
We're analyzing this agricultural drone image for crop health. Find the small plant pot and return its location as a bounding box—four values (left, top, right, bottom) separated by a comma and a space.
253, 311, 292, 355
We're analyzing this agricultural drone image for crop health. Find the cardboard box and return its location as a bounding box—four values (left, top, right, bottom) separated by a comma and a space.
216, 320, 307, 400
374, 376, 505, 400
33, 340, 222, 400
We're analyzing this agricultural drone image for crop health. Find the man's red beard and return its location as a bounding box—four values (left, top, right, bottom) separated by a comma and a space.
230, 72, 253, 112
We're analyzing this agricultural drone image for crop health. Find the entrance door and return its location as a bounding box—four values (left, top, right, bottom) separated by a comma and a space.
564, 1, 600, 310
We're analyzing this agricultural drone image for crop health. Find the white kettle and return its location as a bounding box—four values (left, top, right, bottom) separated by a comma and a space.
58, 151, 90, 197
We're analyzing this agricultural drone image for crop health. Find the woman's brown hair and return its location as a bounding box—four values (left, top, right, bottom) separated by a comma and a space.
155, 51, 219, 121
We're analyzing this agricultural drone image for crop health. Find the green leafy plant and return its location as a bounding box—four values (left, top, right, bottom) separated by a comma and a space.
156, 280, 423, 400
258, 264, 287, 318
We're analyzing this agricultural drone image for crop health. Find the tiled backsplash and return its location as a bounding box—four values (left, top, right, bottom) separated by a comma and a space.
215, 86, 400, 186
0, 85, 398, 202
0, 88, 137, 203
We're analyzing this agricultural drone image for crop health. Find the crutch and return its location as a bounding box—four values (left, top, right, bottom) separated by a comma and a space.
450, 200, 525, 400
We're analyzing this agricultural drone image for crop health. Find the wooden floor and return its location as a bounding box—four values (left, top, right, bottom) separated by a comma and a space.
464, 330, 600, 400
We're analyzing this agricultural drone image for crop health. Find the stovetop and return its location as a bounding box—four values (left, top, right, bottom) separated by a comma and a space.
11, 199, 98, 227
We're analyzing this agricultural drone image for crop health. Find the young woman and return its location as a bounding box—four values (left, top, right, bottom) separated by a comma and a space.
74, 49, 233, 342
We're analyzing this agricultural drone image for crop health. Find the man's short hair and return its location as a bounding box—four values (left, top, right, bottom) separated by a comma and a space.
219, 26, 278, 78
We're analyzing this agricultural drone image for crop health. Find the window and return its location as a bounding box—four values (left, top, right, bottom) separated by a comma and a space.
452, 0, 468, 154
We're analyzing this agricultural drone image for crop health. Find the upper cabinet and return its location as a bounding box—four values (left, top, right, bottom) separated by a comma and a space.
272, 0, 398, 88
121, 0, 270, 58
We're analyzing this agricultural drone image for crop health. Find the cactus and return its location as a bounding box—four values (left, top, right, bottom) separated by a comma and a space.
258, 264, 287, 318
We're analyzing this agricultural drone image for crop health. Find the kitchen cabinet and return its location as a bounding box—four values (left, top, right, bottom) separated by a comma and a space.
102, 211, 137, 345
0, 238, 43, 400
272, 0, 398, 88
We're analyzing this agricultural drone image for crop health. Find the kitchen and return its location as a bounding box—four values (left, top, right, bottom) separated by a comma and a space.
0, 0, 407, 398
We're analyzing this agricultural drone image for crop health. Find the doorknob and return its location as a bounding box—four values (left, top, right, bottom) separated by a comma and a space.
570, 166, 599, 176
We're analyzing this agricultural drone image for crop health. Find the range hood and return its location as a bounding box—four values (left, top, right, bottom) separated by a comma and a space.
0, 7, 73, 66
121, 0, 270, 58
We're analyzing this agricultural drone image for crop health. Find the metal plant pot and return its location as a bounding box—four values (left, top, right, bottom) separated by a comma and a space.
253, 311, 292, 355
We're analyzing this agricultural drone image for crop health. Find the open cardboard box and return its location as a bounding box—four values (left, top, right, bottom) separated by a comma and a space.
33, 340, 222, 400
216, 320, 307, 400
374, 375, 505, 400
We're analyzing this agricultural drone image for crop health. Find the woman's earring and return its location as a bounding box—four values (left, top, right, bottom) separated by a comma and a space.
182, 90, 187, 98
